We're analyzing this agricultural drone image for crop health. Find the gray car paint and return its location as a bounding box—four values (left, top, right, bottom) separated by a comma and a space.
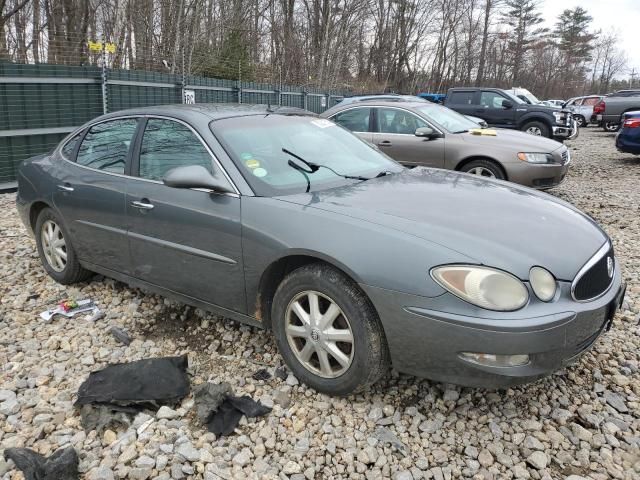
321, 101, 570, 188
16, 104, 623, 388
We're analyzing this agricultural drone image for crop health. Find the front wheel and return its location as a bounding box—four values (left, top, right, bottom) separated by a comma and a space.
521, 121, 551, 138
459, 159, 505, 180
574, 115, 587, 128
271, 263, 389, 395
35, 207, 92, 284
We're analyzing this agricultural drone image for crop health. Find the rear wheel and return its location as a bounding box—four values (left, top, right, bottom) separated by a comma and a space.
574, 115, 587, 128
35, 207, 91, 284
271, 263, 389, 395
459, 159, 505, 180
603, 122, 619, 132
522, 121, 551, 138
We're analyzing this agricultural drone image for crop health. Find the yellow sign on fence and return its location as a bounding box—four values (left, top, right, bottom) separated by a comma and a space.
88, 41, 116, 53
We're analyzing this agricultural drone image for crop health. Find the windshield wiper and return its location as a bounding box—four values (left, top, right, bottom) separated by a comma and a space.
452, 129, 469, 134
282, 148, 370, 184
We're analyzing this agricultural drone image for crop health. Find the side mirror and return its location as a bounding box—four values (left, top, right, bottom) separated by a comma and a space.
415, 126, 440, 139
502, 99, 513, 109
163, 165, 234, 193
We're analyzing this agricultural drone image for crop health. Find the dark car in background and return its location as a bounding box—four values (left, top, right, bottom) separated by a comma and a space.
594, 94, 640, 132
16, 104, 624, 395
444, 87, 578, 141
616, 111, 640, 155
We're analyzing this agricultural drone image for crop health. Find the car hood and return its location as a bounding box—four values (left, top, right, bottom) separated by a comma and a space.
460, 128, 563, 151
276, 168, 607, 281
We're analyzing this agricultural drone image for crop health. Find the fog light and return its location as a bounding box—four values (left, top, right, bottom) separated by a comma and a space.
460, 352, 530, 367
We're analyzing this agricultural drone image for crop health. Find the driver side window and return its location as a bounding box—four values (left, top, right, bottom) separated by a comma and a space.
480, 92, 506, 109
138, 119, 213, 181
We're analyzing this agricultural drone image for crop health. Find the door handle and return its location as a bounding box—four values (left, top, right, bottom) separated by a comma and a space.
57, 184, 74, 192
131, 200, 154, 210
378, 141, 393, 147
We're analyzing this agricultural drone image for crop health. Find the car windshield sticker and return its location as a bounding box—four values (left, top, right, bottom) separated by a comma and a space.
245, 158, 260, 169
240, 152, 253, 160
310, 119, 335, 129
253, 167, 267, 177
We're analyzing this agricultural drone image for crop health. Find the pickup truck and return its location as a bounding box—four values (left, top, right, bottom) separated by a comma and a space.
594, 95, 640, 132
444, 87, 578, 141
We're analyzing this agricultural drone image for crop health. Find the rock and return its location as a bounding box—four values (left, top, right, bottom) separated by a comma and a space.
512, 465, 531, 479
603, 391, 628, 413
393, 471, 413, 480
283, 461, 302, 474
374, 427, 407, 455
357, 446, 378, 465
102, 429, 117, 445
232, 449, 251, 467
87, 466, 115, 480
192, 382, 232, 424
286, 374, 299, 386
273, 389, 291, 408
175, 443, 201, 462
368, 407, 384, 422
526, 451, 548, 470
156, 406, 180, 420
478, 449, 494, 468
523, 436, 544, 451
0, 390, 19, 415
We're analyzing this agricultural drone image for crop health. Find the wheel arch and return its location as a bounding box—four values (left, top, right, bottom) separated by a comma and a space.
455, 156, 508, 180
517, 115, 553, 132
29, 201, 51, 232
254, 251, 366, 330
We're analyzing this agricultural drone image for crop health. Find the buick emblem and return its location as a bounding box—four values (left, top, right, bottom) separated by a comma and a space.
607, 257, 614, 278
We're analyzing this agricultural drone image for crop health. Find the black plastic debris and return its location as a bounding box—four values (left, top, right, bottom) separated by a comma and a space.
79, 404, 137, 432
207, 395, 272, 437
274, 366, 288, 380
193, 382, 271, 437
4, 447, 78, 480
75, 355, 189, 411
252, 368, 271, 381
109, 326, 132, 346
193, 382, 232, 424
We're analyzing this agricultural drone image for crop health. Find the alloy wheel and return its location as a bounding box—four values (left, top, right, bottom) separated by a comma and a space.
526, 126, 542, 136
467, 166, 496, 178
41, 219, 67, 272
285, 290, 354, 378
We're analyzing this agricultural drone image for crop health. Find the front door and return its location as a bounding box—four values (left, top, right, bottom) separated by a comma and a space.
52, 118, 139, 273
371, 107, 445, 168
477, 91, 516, 127
329, 107, 373, 143
126, 117, 245, 313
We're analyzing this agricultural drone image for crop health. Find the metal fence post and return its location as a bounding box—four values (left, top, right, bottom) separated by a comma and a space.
181, 40, 186, 103
278, 66, 282, 106
101, 39, 108, 114
237, 60, 242, 104
302, 90, 307, 111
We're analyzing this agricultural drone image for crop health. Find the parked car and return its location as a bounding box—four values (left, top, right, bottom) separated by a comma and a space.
16, 104, 625, 394
593, 95, 640, 132
546, 99, 565, 108
566, 95, 603, 127
417, 93, 446, 104
321, 100, 571, 189
504, 87, 540, 106
444, 87, 578, 141
338, 94, 429, 105
609, 89, 640, 97
616, 111, 640, 154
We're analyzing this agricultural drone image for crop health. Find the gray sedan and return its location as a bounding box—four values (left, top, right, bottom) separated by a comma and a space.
16, 104, 625, 395
321, 101, 571, 189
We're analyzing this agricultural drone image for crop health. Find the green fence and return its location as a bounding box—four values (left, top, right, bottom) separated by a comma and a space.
0, 63, 349, 185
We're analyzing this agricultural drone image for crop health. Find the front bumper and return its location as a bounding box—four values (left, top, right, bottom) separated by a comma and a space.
506, 160, 570, 189
553, 119, 579, 140
362, 267, 624, 389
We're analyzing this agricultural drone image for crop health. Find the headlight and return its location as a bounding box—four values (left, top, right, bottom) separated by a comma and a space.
553, 111, 566, 123
529, 266, 557, 302
431, 265, 529, 311
517, 152, 552, 164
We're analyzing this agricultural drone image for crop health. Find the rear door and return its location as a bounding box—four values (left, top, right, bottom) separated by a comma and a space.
478, 90, 517, 127
445, 90, 478, 116
371, 107, 445, 168
53, 118, 139, 273
329, 107, 373, 143
126, 117, 245, 313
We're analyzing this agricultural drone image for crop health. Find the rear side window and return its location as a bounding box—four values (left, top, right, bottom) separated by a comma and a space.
331, 108, 371, 132
448, 91, 475, 105
138, 119, 213, 181
76, 119, 138, 174
61, 132, 83, 160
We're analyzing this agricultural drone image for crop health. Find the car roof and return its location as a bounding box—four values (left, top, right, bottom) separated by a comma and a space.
96, 103, 314, 123
323, 100, 436, 116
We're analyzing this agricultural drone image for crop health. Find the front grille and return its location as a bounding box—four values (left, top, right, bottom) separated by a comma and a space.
561, 149, 570, 164
572, 244, 614, 301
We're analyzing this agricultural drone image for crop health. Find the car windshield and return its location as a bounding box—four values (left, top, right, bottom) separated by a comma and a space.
415, 105, 479, 133
211, 115, 402, 196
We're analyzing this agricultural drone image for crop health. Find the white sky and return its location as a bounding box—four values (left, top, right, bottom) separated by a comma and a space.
540, 0, 640, 79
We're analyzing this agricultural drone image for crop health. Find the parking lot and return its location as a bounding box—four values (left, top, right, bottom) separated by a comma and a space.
0, 127, 638, 479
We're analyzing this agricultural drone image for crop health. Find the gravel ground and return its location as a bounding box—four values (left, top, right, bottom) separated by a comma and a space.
0, 127, 639, 480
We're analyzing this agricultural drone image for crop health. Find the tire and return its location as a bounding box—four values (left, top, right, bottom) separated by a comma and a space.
35, 207, 92, 284
271, 263, 389, 395
521, 120, 551, 138
574, 115, 587, 128
459, 159, 505, 180
603, 122, 619, 132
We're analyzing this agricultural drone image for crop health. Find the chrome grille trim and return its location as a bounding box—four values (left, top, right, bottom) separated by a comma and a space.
571, 241, 614, 302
